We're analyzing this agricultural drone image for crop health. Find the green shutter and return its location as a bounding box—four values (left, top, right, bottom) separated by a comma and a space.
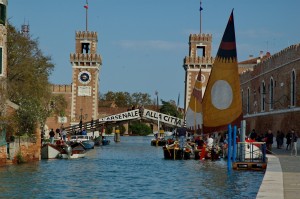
0, 48, 2, 74
0, 4, 6, 25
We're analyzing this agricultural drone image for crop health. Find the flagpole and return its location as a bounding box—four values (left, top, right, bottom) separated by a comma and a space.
200, 0, 202, 34
86, 0, 88, 31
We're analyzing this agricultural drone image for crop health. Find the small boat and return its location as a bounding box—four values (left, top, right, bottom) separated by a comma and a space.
102, 137, 110, 145
57, 142, 86, 159
41, 143, 61, 159
151, 138, 166, 146
41, 141, 86, 159
69, 135, 95, 149
163, 141, 193, 160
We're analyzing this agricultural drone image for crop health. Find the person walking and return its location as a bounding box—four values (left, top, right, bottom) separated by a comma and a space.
291, 129, 298, 156
286, 131, 292, 150
61, 128, 67, 142
265, 130, 274, 154
49, 129, 55, 144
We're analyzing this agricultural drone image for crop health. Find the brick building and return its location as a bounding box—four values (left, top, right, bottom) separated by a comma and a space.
240, 44, 300, 135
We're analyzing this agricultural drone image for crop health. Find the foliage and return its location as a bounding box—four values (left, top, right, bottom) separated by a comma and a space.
106, 126, 113, 134
50, 95, 68, 117
16, 150, 25, 164
119, 125, 126, 135
6, 23, 54, 135
101, 91, 153, 107
129, 121, 152, 136
160, 100, 182, 118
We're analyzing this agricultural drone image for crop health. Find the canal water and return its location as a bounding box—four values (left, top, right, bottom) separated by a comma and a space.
0, 136, 264, 199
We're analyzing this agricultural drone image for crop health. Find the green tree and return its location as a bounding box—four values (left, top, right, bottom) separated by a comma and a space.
7, 23, 54, 135
129, 121, 152, 136
160, 100, 182, 118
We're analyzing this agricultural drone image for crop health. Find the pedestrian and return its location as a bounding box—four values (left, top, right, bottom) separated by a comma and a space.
250, 129, 257, 140
286, 131, 292, 150
276, 131, 281, 149
279, 131, 285, 149
61, 128, 67, 141
291, 129, 298, 156
49, 128, 55, 144
265, 130, 274, 154
177, 125, 187, 149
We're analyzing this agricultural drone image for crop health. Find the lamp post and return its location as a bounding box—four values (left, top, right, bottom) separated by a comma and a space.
155, 91, 160, 133
77, 108, 88, 130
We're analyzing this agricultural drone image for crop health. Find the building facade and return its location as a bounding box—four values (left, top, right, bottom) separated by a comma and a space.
240, 44, 300, 135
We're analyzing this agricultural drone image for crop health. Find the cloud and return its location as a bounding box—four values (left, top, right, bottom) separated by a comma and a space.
116, 40, 185, 51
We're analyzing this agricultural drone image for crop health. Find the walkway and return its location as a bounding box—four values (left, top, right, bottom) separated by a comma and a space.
257, 144, 300, 199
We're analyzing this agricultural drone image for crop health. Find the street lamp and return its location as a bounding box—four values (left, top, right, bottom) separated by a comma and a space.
77, 108, 88, 129
155, 91, 160, 133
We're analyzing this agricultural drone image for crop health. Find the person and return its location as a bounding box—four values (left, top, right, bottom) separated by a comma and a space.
265, 130, 274, 154
291, 129, 298, 156
206, 134, 214, 149
49, 128, 55, 144
81, 128, 87, 135
61, 128, 67, 141
286, 131, 292, 150
177, 125, 187, 149
250, 129, 257, 140
279, 131, 285, 149
276, 131, 281, 149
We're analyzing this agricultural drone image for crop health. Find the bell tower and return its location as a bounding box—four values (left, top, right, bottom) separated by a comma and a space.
70, 31, 102, 125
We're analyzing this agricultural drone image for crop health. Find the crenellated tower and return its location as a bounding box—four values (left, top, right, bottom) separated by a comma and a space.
183, 33, 214, 110
70, 31, 102, 125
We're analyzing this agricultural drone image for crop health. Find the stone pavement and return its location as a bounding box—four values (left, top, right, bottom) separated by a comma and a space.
257, 143, 300, 199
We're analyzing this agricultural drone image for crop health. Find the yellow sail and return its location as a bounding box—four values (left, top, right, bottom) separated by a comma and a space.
202, 10, 243, 134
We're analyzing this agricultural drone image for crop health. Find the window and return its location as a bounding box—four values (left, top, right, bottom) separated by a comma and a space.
247, 88, 250, 114
270, 78, 274, 110
291, 70, 296, 106
0, 47, 2, 75
261, 81, 265, 112
0, 4, 6, 25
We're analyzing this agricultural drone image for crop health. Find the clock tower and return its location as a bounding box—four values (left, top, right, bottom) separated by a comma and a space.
70, 31, 102, 125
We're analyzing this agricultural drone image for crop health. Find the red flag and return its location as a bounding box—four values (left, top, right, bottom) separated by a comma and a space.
84, 4, 88, 9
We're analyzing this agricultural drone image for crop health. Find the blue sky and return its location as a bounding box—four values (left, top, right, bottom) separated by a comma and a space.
8, 0, 300, 107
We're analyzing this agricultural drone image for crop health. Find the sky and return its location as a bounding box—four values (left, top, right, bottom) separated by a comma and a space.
8, 0, 300, 108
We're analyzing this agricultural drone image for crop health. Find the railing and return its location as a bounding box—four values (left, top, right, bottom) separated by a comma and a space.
236, 142, 267, 163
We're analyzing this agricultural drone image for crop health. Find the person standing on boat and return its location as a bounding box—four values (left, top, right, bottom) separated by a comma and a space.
49, 129, 55, 144
177, 125, 187, 149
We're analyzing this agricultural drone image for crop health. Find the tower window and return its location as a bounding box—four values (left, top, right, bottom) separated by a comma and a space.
197, 46, 205, 57
0, 4, 6, 25
81, 43, 90, 54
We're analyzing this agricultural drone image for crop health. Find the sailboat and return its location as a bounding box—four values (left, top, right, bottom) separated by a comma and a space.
182, 10, 242, 160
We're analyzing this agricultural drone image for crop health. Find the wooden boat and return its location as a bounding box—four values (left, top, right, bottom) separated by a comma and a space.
163, 141, 194, 160
69, 135, 95, 149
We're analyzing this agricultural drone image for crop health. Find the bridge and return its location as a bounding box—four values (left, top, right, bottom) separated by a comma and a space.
64, 108, 184, 135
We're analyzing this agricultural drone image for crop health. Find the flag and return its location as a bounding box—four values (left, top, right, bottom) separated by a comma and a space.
202, 10, 243, 134
185, 72, 203, 133
200, 6, 203, 11
84, 4, 88, 9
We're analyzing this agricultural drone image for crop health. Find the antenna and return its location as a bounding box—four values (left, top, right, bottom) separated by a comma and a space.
199, 0, 203, 34
84, 0, 89, 31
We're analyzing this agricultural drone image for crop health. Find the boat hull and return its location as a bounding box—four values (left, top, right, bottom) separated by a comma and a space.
41, 144, 61, 159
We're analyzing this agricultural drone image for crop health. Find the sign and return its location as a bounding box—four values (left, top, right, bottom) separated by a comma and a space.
100, 109, 140, 122
78, 86, 91, 96
143, 109, 183, 127
58, 116, 67, 123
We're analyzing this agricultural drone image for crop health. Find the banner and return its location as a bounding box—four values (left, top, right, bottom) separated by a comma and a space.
143, 109, 183, 127
99, 109, 140, 122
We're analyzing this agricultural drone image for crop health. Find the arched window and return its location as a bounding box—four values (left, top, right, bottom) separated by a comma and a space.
270, 78, 274, 110
261, 81, 265, 112
247, 88, 250, 114
291, 70, 296, 107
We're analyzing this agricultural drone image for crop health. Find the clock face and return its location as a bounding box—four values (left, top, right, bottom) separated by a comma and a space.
78, 71, 91, 84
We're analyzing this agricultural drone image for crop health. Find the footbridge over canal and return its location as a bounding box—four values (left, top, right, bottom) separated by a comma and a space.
65, 108, 184, 134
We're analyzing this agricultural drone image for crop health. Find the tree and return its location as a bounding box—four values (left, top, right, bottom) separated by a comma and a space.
7, 23, 54, 135
160, 100, 182, 118
129, 121, 152, 136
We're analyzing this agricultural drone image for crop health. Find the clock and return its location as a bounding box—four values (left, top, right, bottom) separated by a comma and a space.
78, 71, 91, 84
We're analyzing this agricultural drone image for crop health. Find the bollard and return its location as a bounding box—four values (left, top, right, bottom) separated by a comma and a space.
114, 129, 120, 142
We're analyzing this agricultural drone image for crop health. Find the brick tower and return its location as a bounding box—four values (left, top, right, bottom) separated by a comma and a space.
183, 33, 214, 110
0, 0, 7, 116
70, 31, 102, 125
